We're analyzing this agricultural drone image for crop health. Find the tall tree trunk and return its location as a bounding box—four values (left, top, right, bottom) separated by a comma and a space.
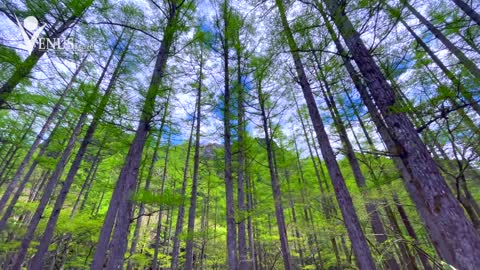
402, 0, 480, 80
275, 1, 377, 268
284, 170, 305, 268
0, 55, 87, 213
82, 162, 101, 213
316, 5, 435, 269
129, 93, 170, 270
293, 137, 335, 268
221, 1, 238, 268
385, 5, 480, 117
90, 5, 180, 269
0, 145, 16, 181
152, 131, 172, 270
10, 31, 120, 267
246, 173, 256, 270
323, 1, 480, 268
0, 103, 71, 231
236, 48, 249, 270
315, 58, 399, 270
171, 112, 196, 270
295, 86, 344, 269
452, 0, 480, 26
30, 34, 130, 269
293, 95, 329, 213
0, 116, 36, 183
256, 82, 293, 270
12, 107, 89, 269
184, 53, 203, 270
383, 200, 419, 270
392, 193, 433, 270
341, 85, 431, 270
70, 142, 104, 218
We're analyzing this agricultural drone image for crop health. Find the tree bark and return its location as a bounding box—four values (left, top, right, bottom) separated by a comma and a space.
184, 52, 203, 270
323, 1, 480, 268
256, 78, 293, 270
402, 0, 480, 80
170, 109, 196, 270
90, 5, 179, 268
0, 55, 87, 214
451, 0, 480, 26
221, 1, 238, 268
30, 34, 129, 269
315, 58, 399, 270
275, 1, 377, 268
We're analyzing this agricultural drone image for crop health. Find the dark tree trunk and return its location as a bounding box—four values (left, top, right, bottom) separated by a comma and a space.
128, 74, 171, 270
30, 34, 129, 269
152, 131, 172, 270
316, 5, 435, 269
82, 162, 101, 213
0, 55, 87, 214
90, 5, 179, 269
236, 48, 249, 270
171, 106, 196, 270
70, 143, 103, 218
256, 80, 293, 270
402, 0, 480, 80
0, 103, 72, 231
184, 53, 203, 270
275, 1, 377, 268
392, 193, 433, 270
221, 1, 238, 268
12, 109, 88, 269
315, 59, 399, 270
383, 200, 419, 270
451, 0, 480, 25
323, 1, 480, 268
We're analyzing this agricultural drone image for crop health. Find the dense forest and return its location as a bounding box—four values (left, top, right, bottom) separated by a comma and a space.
0, 0, 479, 269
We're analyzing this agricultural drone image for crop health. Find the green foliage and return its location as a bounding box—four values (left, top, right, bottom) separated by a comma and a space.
133, 189, 184, 207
